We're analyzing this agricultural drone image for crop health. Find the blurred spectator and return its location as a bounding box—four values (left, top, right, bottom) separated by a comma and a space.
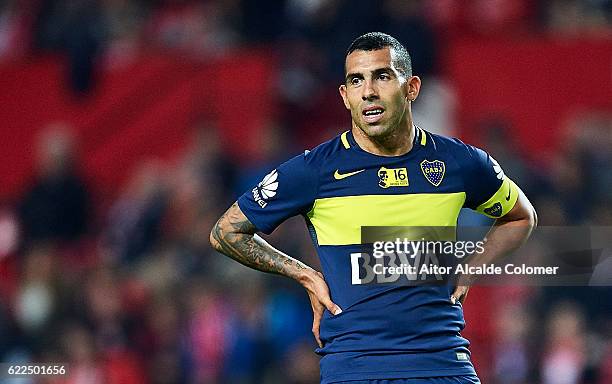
101, 0, 146, 68
545, 0, 612, 37
143, 295, 184, 384
19, 123, 90, 246
32, 0, 105, 94
14, 245, 58, 341
411, 78, 455, 137
567, 112, 612, 215
378, 0, 437, 76
63, 0, 104, 94
146, 0, 239, 58
234, 120, 295, 195
291, 0, 380, 80
60, 322, 104, 384
185, 281, 228, 383
0, 1, 32, 60
541, 302, 587, 384
492, 303, 531, 384
56, 319, 146, 384
223, 279, 268, 383
81, 268, 126, 346
0, 208, 19, 258
104, 160, 167, 264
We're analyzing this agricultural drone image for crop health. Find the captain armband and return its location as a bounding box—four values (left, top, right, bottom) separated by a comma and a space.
475, 176, 519, 218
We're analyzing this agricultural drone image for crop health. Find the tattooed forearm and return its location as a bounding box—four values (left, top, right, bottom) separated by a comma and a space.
210, 202, 313, 280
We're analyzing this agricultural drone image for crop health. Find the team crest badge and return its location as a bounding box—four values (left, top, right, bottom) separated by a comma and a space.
420, 160, 445, 187
484, 202, 503, 217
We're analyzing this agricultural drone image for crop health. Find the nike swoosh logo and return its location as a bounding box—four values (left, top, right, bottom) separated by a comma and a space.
334, 169, 365, 180
505, 181, 511, 201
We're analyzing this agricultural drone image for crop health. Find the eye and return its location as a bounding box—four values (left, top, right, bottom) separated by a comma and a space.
349, 77, 362, 86
378, 73, 391, 80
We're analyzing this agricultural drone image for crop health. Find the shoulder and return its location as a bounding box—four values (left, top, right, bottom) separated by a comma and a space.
424, 130, 476, 155
301, 131, 348, 167
424, 130, 489, 168
272, 132, 347, 181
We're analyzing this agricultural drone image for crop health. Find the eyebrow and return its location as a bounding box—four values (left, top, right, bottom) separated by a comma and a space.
345, 67, 395, 82
345, 72, 362, 82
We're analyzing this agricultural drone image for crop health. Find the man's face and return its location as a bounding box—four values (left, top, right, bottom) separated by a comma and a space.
339, 47, 417, 138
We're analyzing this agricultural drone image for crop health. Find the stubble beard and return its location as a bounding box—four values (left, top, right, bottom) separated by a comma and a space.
353, 105, 407, 141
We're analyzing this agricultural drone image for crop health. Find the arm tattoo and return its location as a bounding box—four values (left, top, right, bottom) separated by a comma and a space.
210, 202, 311, 279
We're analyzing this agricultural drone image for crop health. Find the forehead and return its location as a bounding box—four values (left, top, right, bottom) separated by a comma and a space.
345, 47, 395, 74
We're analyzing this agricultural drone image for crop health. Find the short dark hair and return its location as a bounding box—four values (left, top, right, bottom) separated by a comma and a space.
346, 32, 412, 77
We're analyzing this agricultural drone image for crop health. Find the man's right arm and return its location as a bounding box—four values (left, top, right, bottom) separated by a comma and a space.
210, 201, 314, 280
209, 201, 342, 347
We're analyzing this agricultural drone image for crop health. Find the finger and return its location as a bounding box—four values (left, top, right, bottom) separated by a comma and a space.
451, 287, 461, 304
459, 286, 469, 304
312, 272, 342, 315
312, 326, 322, 348
312, 311, 323, 348
451, 286, 467, 304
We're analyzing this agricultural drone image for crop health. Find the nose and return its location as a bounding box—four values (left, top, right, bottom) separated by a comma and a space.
361, 79, 378, 101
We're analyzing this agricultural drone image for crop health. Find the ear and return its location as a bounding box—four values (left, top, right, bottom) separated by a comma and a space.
339, 84, 350, 110
406, 76, 421, 101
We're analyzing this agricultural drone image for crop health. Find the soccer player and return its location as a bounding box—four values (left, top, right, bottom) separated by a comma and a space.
210, 32, 536, 383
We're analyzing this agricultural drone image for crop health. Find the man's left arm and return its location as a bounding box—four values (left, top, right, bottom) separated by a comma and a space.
451, 183, 537, 304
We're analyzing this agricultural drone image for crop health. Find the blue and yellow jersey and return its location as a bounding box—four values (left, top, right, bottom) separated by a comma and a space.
238, 127, 519, 383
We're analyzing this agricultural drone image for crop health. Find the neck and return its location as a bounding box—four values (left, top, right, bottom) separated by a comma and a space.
352, 119, 415, 157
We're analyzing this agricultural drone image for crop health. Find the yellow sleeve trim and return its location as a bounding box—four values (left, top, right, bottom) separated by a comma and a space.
476, 176, 519, 218
341, 131, 350, 149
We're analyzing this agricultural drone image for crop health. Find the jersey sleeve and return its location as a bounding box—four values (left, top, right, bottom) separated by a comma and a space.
462, 145, 519, 218
237, 152, 318, 234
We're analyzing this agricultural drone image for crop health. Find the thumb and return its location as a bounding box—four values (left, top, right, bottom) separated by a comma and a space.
450, 287, 461, 304
451, 285, 468, 305
321, 297, 343, 315
330, 304, 343, 315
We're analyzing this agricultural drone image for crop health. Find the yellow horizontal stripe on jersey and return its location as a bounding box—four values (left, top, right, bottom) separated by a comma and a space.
476, 176, 519, 218
307, 193, 466, 246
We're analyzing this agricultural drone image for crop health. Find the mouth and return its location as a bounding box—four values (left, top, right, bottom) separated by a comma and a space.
362, 105, 385, 124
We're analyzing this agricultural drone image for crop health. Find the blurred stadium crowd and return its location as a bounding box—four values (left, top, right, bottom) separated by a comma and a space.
1, 0, 612, 383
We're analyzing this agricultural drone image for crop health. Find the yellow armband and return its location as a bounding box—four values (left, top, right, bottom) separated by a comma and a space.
476, 176, 519, 218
